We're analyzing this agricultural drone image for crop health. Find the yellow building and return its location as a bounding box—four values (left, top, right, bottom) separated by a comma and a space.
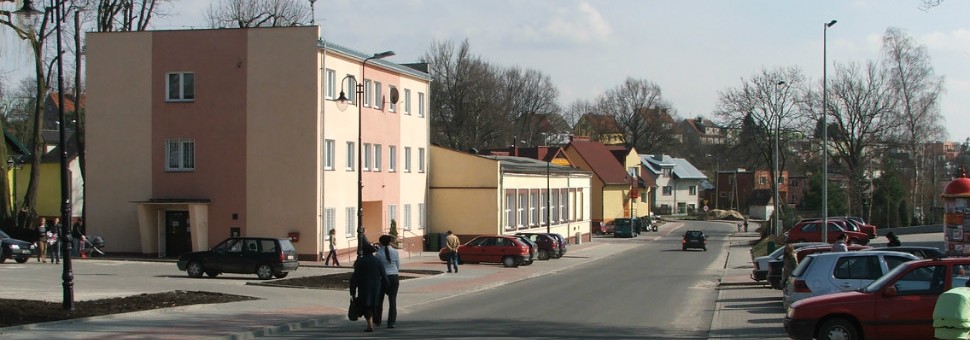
429, 146, 592, 244
563, 137, 641, 224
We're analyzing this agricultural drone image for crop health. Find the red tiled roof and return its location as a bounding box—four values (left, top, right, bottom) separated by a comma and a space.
567, 140, 628, 185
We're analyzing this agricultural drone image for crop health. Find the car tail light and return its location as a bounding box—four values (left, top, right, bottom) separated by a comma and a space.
682, 239, 687, 244
792, 279, 811, 293
279, 251, 286, 262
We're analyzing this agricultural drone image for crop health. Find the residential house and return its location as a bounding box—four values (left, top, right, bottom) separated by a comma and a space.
606, 145, 653, 218
429, 146, 592, 244
713, 169, 755, 212
710, 168, 791, 217
573, 114, 624, 145
680, 116, 726, 145
641, 154, 707, 215
85, 27, 430, 260
562, 137, 633, 225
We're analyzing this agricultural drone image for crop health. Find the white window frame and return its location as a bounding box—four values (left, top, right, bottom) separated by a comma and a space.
345, 75, 357, 105
517, 191, 528, 229
324, 139, 335, 170
404, 146, 412, 173
165, 138, 195, 172
418, 147, 426, 173
404, 89, 412, 115
418, 203, 426, 229
166, 72, 195, 102
418, 92, 425, 118
504, 191, 515, 231
325, 69, 336, 99
345, 207, 356, 237
325, 208, 336, 239
363, 79, 373, 107
363, 143, 372, 171
551, 189, 559, 223
374, 144, 382, 171
560, 190, 568, 223
388, 205, 397, 227
540, 190, 548, 225
374, 81, 382, 109
529, 190, 538, 227
389, 86, 397, 112
346, 141, 355, 170
403, 204, 412, 230
389, 146, 397, 172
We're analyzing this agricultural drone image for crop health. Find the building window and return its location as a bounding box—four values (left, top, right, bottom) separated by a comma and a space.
374, 144, 382, 171
345, 207, 356, 237
363, 79, 373, 107
760, 176, 767, 185
518, 191, 528, 229
560, 190, 568, 222
551, 189, 560, 223
530, 190, 538, 227
166, 72, 195, 102
719, 191, 728, 198
404, 89, 412, 115
689, 186, 697, 195
165, 138, 195, 171
363, 143, 372, 171
324, 139, 335, 170
662, 186, 672, 196
418, 203, 426, 228
404, 146, 412, 173
389, 146, 397, 172
418, 92, 425, 118
325, 208, 336, 239
404, 204, 412, 230
505, 190, 515, 231
540, 190, 548, 225
325, 69, 336, 99
661, 168, 671, 177
346, 142, 355, 170
374, 81, 383, 109
388, 205, 397, 226
418, 147, 426, 173
344, 75, 357, 105
389, 86, 397, 112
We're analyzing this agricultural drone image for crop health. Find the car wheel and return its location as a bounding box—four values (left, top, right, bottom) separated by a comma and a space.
502, 256, 517, 268
186, 261, 204, 278
274, 272, 289, 279
538, 250, 550, 260
818, 317, 859, 340
15, 257, 28, 263
205, 270, 219, 278
256, 264, 274, 280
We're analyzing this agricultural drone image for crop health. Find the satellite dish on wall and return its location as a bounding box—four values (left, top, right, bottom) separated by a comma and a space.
389, 87, 399, 104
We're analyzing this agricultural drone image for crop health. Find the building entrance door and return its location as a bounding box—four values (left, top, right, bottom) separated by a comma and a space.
165, 211, 191, 257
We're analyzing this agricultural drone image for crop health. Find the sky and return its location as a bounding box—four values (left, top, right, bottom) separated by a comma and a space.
2, 0, 968, 141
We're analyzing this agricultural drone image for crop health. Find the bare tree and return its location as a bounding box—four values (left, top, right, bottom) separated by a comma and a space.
596, 78, 674, 152
561, 99, 595, 129
207, 0, 310, 28
495, 67, 561, 147
424, 39, 504, 152
78, 0, 167, 32
882, 27, 945, 224
819, 61, 897, 216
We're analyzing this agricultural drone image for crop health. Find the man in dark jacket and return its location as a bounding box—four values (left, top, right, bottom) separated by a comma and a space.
349, 239, 388, 332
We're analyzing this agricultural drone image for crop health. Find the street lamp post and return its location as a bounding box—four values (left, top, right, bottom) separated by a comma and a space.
773, 81, 786, 237
822, 20, 836, 243
336, 51, 394, 258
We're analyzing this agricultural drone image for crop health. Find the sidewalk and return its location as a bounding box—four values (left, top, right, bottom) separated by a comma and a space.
0, 222, 790, 339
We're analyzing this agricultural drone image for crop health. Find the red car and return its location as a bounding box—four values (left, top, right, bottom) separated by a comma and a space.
785, 257, 970, 340
440, 235, 532, 268
785, 220, 870, 245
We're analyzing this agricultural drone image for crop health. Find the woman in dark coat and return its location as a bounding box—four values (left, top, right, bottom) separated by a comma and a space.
349, 241, 388, 332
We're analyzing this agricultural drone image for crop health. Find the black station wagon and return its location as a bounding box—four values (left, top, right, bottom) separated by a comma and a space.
177, 237, 299, 280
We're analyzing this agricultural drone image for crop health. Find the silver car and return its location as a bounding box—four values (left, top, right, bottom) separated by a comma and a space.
751, 242, 827, 281
782, 250, 918, 309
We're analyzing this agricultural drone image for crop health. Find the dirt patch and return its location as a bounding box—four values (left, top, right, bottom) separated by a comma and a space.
258, 269, 440, 289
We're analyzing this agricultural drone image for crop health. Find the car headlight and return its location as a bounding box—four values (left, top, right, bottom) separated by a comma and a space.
9, 244, 19, 250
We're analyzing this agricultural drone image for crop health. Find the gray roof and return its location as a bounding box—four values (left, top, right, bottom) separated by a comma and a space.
482, 155, 591, 176
640, 154, 707, 180
319, 40, 431, 81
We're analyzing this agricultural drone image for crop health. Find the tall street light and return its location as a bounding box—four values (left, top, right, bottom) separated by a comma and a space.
14, 0, 74, 311
822, 20, 836, 243
773, 81, 786, 237
336, 50, 394, 257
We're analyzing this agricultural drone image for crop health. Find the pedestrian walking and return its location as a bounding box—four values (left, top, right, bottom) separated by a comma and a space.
324, 228, 340, 266
886, 232, 901, 247
35, 217, 48, 263
349, 240, 388, 332
49, 218, 62, 264
375, 235, 400, 329
832, 234, 848, 252
781, 244, 798, 289
445, 230, 460, 273
71, 220, 84, 258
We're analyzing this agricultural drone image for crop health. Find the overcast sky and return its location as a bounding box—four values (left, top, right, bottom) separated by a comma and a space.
3, 0, 968, 141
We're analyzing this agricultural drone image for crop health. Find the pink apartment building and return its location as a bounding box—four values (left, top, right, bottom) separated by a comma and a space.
85, 27, 430, 260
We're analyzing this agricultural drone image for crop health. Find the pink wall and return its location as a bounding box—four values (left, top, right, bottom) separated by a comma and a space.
151, 30, 248, 242
361, 66, 401, 232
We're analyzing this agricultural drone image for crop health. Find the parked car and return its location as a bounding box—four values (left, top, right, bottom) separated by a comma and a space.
612, 218, 641, 238
176, 237, 299, 280
546, 233, 568, 258
785, 257, 970, 340
838, 215, 878, 239
767, 244, 873, 289
515, 233, 560, 260
511, 235, 537, 265
868, 246, 945, 259
782, 250, 918, 309
751, 242, 828, 282
453, 235, 532, 268
785, 220, 869, 245
0, 229, 36, 264
591, 220, 607, 234
682, 230, 707, 251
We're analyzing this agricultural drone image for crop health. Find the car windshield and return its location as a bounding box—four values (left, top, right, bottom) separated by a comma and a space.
615, 219, 631, 227
862, 262, 912, 292
790, 256, 815, 277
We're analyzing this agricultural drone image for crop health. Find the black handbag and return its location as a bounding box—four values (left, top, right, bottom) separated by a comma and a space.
348, 296, 360, 321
